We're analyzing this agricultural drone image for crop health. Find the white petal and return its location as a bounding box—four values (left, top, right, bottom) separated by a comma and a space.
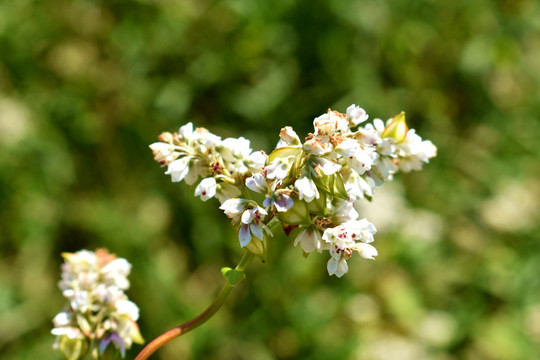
178, 122, 194, 140
195, 177, 217, 201
116, 300, 140, 321
346, 104, 369, 126
241, 209, 254, 224
356, 243, 378, 259
335, 258, 349, 277
327, 257, 338, 276
316, 157, 341, 175
295, 177, 319, 202
53, 312, 72, 327
245, 173, 268, 194
250, 224, 264, 240
297, 228, 321, 253
165, 157, 190, 183
246, 151, 267, 172
219, 198, 247, 217
238, 224, 252, 247
273, 193, 293, 212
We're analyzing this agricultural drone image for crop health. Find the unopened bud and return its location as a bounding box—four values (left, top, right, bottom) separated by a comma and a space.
382, 112, 408, 142
158, 132, 174, 143
279, 126, 301, 146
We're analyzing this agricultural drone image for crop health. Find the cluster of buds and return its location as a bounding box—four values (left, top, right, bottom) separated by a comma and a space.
52, 249, 143, 359
151, 105, 436, 277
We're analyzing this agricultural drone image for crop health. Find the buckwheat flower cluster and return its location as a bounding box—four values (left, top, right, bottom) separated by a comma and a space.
151, 105, 436, 277
150, 123, 266, 203
52, 249, 143, 359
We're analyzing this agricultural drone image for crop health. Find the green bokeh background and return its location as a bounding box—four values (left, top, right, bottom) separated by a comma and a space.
1, 0, 540, 359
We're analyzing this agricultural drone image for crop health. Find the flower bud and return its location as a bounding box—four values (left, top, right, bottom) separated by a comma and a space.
245, 237, 267, 260
279, 126, 302, 147
382, 112, 408, 142
158, 132, 174, 143
293, 227, 323, 253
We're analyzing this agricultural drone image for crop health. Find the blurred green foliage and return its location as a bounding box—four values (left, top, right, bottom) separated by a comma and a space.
1, 0, 540, 359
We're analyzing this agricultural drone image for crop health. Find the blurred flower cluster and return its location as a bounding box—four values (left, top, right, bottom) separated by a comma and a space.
151, 105, 436, 277
52, 249, 143, 360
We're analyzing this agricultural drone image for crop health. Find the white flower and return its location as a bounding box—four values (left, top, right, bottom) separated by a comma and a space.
327, 257, 349, 278
194, 129, 221, 150
313, 156, 341, 176
102, 258, 131, 289
395, 130, 437, 172
277, 126, 302, 148
294, 227, 323, 253
165, 157, 191, 183
246, 173, 269, 194
369, 156, 398, 185
52, 249, 143, 359
371, 119, 396, 156
219, 137, 265, 176
352, 218, 377, 243
149, 142, 178, 165
53, 312, 72, 327
346, 104, 369, 127
220, 137, 252, 162
265, 156, 295, 180
335, 138, 361, 157
303, 136, 333, 155
116, 300, 140, 321
343, 170, 375, 200
329, 199, 359, 224
178, 122, 194, 141
322, 219, 377, 276
184, 158, 205, 185
245, 151, 267, 174
295, 176, 320, 202
313, 110, 349, 136
335, 139, 377, 174
354, 243, 378, 259
238, 206, 268, 247
263, 191, 294, 212
195, 177, 217, 201
219, 198, 248, 219
350, 147, 377, 175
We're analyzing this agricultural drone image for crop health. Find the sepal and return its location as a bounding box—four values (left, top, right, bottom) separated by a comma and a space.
245, 237, 267, 261
277, 197, 310, 225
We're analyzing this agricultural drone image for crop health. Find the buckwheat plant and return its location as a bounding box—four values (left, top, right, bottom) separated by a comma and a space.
52, 249, 143, 360
138, 105, 436, 359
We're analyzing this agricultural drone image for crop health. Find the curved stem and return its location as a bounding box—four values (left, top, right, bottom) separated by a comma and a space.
135, 252, 253, 360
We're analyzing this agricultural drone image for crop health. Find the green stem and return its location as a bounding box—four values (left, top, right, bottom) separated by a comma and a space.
134, 252, 253, 360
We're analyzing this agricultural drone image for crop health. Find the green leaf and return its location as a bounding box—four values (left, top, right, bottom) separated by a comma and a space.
221, 267, 246, 286
312, 172, 332, 194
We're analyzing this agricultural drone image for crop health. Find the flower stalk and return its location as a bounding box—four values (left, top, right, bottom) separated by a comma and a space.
134, 252, 254, 360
